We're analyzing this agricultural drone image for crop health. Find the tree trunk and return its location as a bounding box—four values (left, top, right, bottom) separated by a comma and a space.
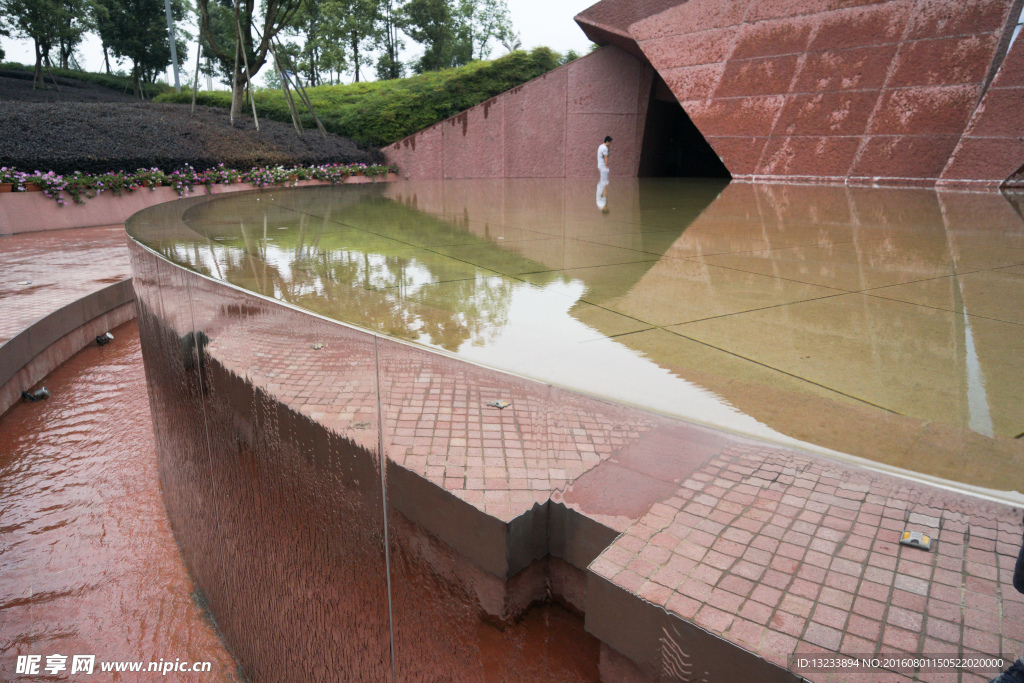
103, 44, 111, 74
352, 30, 359, 83
229, 38, 241, 126
230, 69, 245, 126
33, 40, 43, 89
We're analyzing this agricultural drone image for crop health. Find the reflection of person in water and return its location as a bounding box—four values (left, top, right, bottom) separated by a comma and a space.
596, 175, 609, 213
596, 135, 612, 212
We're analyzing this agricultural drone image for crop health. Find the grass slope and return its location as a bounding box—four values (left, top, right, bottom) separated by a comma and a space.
155, 48, 563, 147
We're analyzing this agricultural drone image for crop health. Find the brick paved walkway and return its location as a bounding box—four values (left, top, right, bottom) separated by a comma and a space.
0, 224, 131, 345
592, 445, 1023, 682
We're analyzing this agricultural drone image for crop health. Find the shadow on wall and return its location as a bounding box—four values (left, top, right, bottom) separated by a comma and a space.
639, 75, 731, 180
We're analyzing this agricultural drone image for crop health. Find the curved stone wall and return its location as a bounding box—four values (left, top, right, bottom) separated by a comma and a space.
127, 187, 1024, 682
0, 177, 397, 236
0, 280, 135, 416
128, 188, 806, 681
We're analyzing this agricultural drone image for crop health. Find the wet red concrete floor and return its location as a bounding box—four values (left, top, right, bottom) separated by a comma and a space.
0, 321, 238, 681
0, 318, 602, 682
0, 224, 130, 345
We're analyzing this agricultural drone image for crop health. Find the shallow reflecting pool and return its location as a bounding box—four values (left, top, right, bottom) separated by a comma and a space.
130, 179, 1024, 495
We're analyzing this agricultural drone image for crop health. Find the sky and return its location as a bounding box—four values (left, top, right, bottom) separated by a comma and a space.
0, 0, 598, 87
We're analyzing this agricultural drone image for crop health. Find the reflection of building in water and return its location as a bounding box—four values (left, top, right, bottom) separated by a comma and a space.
149, 180, 1024, 492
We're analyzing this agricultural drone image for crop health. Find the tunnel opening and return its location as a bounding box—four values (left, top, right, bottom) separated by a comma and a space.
638, 75, 731, 179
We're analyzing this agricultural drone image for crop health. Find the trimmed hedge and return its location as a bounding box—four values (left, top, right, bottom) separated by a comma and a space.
154, 48, 563, 147
0, 62, 172, 98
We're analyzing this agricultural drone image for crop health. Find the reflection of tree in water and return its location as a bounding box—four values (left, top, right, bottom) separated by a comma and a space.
166, 197, 525, 353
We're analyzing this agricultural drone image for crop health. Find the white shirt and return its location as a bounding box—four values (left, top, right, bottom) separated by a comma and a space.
597, 143, 609, 172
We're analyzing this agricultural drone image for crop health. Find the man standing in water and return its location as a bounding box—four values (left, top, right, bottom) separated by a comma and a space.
598, 136, 612, 179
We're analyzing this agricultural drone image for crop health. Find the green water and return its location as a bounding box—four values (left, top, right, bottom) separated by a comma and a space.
130, 178, 1024, 494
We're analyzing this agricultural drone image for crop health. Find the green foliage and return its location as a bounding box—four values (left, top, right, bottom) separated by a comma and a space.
195, 0, 305, 98
0, 60, 173, 96
403, 0, 464, 73
403, 0, 512, 74
285, 0, 379, 85
92, 0, 188, 90
156, 47, 562, 147
457, 0, 512, 61
1, 0, 89, 71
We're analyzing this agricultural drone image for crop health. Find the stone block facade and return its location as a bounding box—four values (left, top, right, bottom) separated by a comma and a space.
385, 46, 655, 180
386, 0, 1024, 186
599, 0, 1024, 185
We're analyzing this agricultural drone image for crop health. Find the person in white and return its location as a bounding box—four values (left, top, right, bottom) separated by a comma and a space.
597, 136, 612, 178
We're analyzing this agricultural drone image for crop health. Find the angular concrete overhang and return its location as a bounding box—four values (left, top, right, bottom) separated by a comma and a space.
574, 0, 687, 59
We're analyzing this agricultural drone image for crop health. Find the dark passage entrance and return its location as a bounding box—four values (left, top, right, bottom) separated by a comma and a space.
638, 76, 731, 179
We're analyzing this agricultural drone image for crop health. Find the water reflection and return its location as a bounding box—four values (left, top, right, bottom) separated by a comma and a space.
596, 177, 609, 213
178, 194, 522, 352
132, 179, 1024, 493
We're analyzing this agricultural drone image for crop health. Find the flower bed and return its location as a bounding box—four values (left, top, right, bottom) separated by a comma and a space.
0, 163, 397, 206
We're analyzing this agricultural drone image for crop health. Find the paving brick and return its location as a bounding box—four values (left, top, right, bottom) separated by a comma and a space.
819, 587, 854, 611
738, 599, 774, 626
926, 598, 962, 624
886, 606, 924, 632
925, 618, 961, 644
882, 625, 920, 652
665, 592, 702, 620
728, 618, 767, 650
694, 605, 734, 633
894, 574, 929, 596
891, 589, 927, 612
804, 622, 843, 650
812, 603, 849, 631
709, 587, 745, 613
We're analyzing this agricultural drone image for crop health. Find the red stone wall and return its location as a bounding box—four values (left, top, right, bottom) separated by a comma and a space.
387, 0, 1024, 186
941, 31, 1024, 185
383, 47, 655, 180
580, 0, 1024, 185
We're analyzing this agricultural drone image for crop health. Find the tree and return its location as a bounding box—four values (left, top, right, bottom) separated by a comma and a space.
402, 0, 460, 73
402, 0, 512, 74
53, 0, 88, 69
0, 16, 9, 62
2, 0, 60, 86
375, 0, 404, 80
88, 0, 115, 73
283, 0, 327, 85
196, 0, 305, 123
456, 0, 511, 61
325, 0, 378, 83
195, 0, 236, 86
94, 0, 188, 95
